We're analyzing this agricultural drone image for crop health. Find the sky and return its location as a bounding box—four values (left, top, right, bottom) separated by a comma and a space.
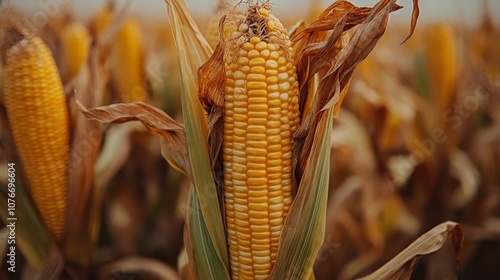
6, 0, 500, 27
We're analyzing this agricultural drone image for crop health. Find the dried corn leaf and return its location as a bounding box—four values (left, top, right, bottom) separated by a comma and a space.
94, 122, 143, 190
449, 150, 479, 209
65, 45, 105, 266
77, 101, 190, 179
272, 0, 417, 277
164, 0, 229, 275
358, 221, 463, 280
98, 256, 179, 280
401, 0, 420, 44
294, 0, 406, 178
198, 36, 225, 191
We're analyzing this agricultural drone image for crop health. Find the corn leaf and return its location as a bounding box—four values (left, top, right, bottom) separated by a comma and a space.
272, 0, 417, 277
98, 256, 179, 280
77, 101, 190, 178
65, 44, 105, 266
358, 221, 463, 280
0, 188, 64, 278
186, 187, 230, 279
164, 0, 229, 274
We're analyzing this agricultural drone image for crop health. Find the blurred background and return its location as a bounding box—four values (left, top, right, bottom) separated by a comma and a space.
1, 0, 499, 279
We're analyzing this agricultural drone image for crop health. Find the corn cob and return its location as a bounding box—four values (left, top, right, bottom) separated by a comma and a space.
60, 22, 89, 81
110, 19, 147, 102
424, 22, 457, 112
222, 5, 300, 279
3, 35, 69, 241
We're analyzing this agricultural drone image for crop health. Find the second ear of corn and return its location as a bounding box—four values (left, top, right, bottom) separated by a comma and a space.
110, 19, 148, 102
3, 35, 69, 241
60, 22, 89, 82
222, 5, 300, 279
424, 22, 457, 113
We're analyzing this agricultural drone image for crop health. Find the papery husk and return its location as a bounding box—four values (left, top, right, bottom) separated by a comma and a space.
358, 221, 463, 280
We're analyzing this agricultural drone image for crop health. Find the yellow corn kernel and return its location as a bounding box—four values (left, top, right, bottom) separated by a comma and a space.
60, 22, 89, 82
110, 19, 147, 102
223, 5, 299, 279
3, 36, 69, 241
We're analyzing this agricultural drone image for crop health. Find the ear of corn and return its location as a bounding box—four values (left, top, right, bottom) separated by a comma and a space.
222, 5, 300, 279
60, 22, 89, 82
3, 35, 69, 241
424, 22, 457, 114
110, 19, 148, 102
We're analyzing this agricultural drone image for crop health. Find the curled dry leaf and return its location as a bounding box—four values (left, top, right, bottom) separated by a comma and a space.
293, 0, 407, 179
76, 101, 191, 180
98, 256, 179, 280
358, 221, 463, 280
449, 150, 480, 209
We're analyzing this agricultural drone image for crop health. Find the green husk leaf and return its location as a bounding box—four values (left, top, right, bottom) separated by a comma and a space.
186, 187, 230, 279
164, 0, 229, 275
358, 221, 463, 280
270, 106, 333, 279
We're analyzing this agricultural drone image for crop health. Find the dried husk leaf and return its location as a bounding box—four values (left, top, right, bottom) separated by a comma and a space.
295, 0, 403, 179
358, 221, 463, 280
401, 0, 420, 44
65, 44, 105, 266
94, 122, 142, 191
271, 0, 418, 277
77, 101, 190, 179
198, 33, 225, 193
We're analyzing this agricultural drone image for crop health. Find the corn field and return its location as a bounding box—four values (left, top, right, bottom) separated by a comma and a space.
0, 0, 499, 279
